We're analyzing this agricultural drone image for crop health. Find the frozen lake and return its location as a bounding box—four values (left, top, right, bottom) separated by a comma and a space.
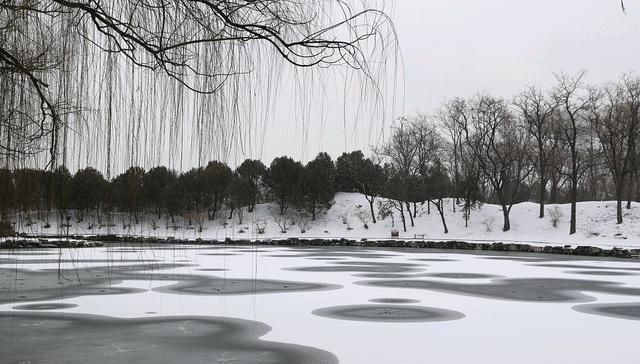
1, 244, 640, 363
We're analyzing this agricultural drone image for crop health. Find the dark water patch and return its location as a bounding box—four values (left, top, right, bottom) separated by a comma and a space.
0, 263, 191, 304
0, 312, 338, 364
198, 253, 240, 256
369, 298, 420, 304
531, 263, 640, 272
0, 251, 59, 256
2, 259, 339, 304
426, 273, 499, 279
13, 303, 78, 310
267, 248, 397, 259
312, 304, 464, 323
287, 265, 420, 274
334, 261, 422, 267
480, 256, 552, 263
410, 258, 460, 262
154, 277, 339, 296
288, 260, 422, 274
357, 278, 640, 303
566, 270, 637, 276
355, 273, 429, 279
0, 258, 159, 265
573, 302, 640, 321
228, 249, 274, 253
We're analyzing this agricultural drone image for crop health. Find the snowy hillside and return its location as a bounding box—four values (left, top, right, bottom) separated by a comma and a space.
13, 192, 640, 249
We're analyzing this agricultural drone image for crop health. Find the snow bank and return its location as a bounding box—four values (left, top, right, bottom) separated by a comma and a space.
12, 193, 640, 249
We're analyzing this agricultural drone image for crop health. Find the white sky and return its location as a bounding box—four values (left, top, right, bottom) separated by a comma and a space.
254, 0, 640, 166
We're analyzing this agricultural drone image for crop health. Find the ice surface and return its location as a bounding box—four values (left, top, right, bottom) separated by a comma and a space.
1, 245, 640, 363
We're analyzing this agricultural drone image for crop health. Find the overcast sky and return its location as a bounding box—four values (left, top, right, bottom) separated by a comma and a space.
254, 0, 640, 166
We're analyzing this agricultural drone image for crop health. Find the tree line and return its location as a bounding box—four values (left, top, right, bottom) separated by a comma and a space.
1, 72, 639, 237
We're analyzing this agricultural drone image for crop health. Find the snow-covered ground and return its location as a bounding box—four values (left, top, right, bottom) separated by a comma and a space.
13, 192, 640, 249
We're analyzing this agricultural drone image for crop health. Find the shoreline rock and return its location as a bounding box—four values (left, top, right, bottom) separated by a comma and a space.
4, 234, 638, 259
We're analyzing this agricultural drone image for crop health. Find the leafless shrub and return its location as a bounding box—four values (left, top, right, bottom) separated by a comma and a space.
255, 220, 267, 234
296, 213, 311, 234
274, 216, 289, 234
547, 207, 562, 228
355, 206, 370, 229
482, 216, 495, 232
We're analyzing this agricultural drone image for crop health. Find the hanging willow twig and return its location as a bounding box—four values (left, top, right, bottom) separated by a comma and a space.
0, 0, 398, 169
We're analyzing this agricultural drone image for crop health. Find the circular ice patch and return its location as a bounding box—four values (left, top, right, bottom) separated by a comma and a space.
14, 303, 78, 310
369, 298, 420, 304
312, 304, 464, 323
573, 302, 640, 321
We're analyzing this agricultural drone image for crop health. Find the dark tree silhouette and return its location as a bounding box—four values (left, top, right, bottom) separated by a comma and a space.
180, 167, 208, 219
236, 159, 267, 212
226, 172, 253, 223
13, 169, 44, 213
144, 166, 176, 218
111, 166, 145, 223
336, 151, 386, 223
71, 167, 106, 221
0, 168, 14, 221
266, 156, 303, 215
50, 166, 72, 213
301, 152, 336, 220
204, 161, 233, 220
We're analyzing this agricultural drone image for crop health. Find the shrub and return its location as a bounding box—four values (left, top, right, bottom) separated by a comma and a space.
482, 216, 495, 232
547, 207, 562, 228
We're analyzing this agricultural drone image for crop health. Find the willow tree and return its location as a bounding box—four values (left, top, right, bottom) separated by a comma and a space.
0, 1, 397, 173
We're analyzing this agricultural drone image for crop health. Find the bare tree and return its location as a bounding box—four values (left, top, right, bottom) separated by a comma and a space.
591, 76, 640, 223
514, 86, 558, 218
457, 94, 533, 232
439, 98, 467, 206
552, 72, 593, 234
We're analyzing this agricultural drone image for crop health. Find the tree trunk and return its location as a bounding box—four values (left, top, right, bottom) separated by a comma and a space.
627, 174, 634, 209
570, 181, 577, 235
616, 183, 624, 224
570, 145, 578, 235
311, 200, 316, 220
539, 177, 546, 219
464, 203, 469, 228
435, 199, 448, 234
501, 205, 511, 232
405, 202, 414, 227
368, 198, 377, 224
399, 202, 406, 232
617, 198, 623, 225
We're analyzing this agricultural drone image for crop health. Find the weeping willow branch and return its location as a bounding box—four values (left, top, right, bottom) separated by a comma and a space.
1, 0, 398, 169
